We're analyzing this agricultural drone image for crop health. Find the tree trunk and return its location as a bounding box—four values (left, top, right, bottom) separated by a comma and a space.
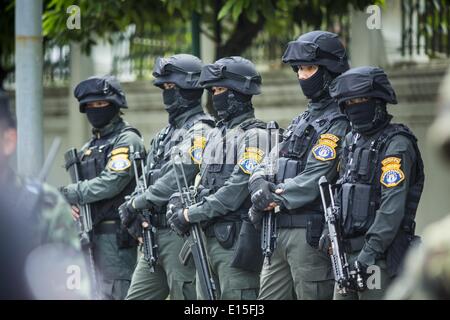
216, 13, 265, 59
206, 9, 265, 116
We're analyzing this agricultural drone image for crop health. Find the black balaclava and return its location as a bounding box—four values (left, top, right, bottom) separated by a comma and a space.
298, 66, 335, 102
162, 87, 202, 125
212, 89, 252, 122
344, 99, 391, 135
85, 104, 119, 128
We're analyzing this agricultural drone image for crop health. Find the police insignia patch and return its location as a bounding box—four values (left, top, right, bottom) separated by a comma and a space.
238, 147, 264, 174
380, 157, 405, 188
107, 154, 131, 172
312, 134, 339, 161
190, 136, 206, 164
111, 147, 129, 156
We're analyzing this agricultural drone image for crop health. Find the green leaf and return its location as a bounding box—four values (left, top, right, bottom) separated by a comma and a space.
232, 0, 244, 21
218, 0, 237, 20
246, 8, 259, 24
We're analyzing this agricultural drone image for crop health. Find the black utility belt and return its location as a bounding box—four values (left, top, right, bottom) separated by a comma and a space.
277, 211, 322, 229
152, 212, 169, 229
94, 220, 119, 234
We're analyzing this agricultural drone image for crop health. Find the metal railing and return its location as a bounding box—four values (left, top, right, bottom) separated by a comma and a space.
401, 0, 450, 57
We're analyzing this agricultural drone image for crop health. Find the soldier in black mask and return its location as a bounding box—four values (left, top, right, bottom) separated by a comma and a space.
119, 54, 214, 300
248, 31, 351, 300
328, 66, 424, 299
166, 56, 268, 299
60, 75, 145, 299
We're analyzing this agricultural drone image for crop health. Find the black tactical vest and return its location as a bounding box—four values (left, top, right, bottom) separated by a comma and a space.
146, 112, 214, 186
201, 118, 266, 222
277, 101, 347, 214
78, 124, 142, 225
338, 123, 425, 240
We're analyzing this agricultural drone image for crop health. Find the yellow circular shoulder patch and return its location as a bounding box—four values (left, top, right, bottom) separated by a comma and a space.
312, 134, 339, 161
380, 157, 405, 188
190, 136, 207, 164
312, 144, 336, 161
238, 147, 264, 174
108, 155, 131, 172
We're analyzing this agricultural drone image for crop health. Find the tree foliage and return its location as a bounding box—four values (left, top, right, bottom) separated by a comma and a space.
42, 0, 380, 58
0, 0, 384, 87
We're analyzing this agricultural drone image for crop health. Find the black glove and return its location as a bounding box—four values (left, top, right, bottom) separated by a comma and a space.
119, 198, 139, 228
167, 205, 190, 236
126, 214, 145, 240
318, 227, 331, 255
132, 194, 155, 211
248, 176, 273, 196
251, 182, 276, 211
169, 192, 183, 210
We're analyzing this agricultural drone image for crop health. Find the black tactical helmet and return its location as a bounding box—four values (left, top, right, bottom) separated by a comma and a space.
282, 31, 349, 74
199, 56, 261, 95
153, 54, 203, 89
74, 75, 127, 113
329, 66, 398, 108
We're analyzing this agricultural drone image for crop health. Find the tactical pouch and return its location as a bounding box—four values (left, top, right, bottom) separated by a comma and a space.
213, 221, 236, 249
341, 183, 373, 236
205, 164, 223, 191
291, 124, 313, 158
276, 158, 300, 183
116, 224, 138, 249
306, 215, 324, 248
80, 158, 97, 180
386, 231, 421, 277
230, 221, 264, 272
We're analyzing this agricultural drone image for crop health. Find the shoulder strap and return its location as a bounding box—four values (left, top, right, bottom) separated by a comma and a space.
183, 112, 215, 131
310, 105, 347, 134
239, 118, 267, 131
120, 125, 142, 138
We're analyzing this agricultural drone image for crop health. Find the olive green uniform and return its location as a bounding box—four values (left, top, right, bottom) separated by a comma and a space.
63, 116, 145, 300
186, 111, 268, 300
334, 125, 423, 300
126, 105, 214, 300
252, 99, 349, 300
